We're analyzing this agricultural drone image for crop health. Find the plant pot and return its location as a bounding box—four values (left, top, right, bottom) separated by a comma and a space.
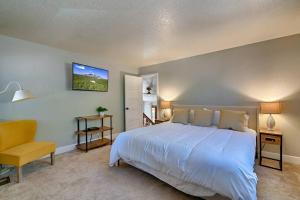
99, 112, 105, 116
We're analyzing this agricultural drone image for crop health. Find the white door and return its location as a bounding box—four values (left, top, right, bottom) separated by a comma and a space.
125, 75, 143, 131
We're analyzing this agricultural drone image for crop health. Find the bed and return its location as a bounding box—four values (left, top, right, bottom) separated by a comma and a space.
110, 105, 258, 200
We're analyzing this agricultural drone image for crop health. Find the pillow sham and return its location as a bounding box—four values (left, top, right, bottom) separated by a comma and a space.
218, 110, 247, 132
191, 109, 214, 127
212, 110, 249, 128
171, 109, 189, 124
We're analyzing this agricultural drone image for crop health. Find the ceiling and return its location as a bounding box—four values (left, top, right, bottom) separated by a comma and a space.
1, 0, 300, 67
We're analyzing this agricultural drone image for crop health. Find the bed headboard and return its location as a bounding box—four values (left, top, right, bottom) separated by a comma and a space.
172, 104, 259, 131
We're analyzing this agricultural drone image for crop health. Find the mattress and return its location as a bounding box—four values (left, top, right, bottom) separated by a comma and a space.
110, 122, 257, 200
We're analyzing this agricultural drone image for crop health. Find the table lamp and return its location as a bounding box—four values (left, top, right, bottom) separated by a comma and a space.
260, 102, 282, 130
160, 100, 171, 120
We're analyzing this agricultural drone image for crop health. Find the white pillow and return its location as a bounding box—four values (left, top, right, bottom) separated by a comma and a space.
212, 110, 249, 127
171, 109, 189, 124
218, 110, 247, 132
191, 109, 214, 127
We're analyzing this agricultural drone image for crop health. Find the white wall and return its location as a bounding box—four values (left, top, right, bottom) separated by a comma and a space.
140, 34, 300, 158
0, 35, 137, 147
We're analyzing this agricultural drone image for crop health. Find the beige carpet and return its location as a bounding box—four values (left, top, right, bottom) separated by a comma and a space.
0, 146, 300, 200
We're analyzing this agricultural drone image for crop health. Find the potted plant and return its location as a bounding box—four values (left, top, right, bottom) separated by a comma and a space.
96, 106, 108, 116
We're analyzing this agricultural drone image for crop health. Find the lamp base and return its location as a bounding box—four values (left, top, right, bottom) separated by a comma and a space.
161, 110, 167, 120
161, 109, 170, 121
266, 114, 276, 131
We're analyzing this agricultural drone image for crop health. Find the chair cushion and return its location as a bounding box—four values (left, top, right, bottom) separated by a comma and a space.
0, 141, 56, 167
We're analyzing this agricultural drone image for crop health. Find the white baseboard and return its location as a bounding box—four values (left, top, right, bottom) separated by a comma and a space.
42, 143, 76, 158
56, 143, 77, 155
261, 151, 300, 165
43, 137, 113, 158
53, 133, 119, 156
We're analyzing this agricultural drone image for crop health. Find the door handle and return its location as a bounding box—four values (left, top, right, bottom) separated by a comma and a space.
125, 107, 129, 110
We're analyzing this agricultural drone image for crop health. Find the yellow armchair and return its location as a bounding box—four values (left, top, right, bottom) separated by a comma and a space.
0, 120, 56, 183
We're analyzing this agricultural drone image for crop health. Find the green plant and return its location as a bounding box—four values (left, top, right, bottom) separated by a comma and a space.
96, 106, 108, 113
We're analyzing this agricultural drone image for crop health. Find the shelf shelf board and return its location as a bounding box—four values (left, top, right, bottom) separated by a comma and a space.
76, 138, 110, 151
75, 126, 113, 136
76, 114, 113, 121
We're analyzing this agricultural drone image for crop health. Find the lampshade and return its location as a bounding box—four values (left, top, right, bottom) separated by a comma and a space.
260, 102, 282, 114
12, 89, 34, 102
160, 100, 171, 109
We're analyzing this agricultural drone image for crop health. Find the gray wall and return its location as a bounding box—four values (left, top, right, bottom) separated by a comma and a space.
0, 35, 137, 147
140, 34, 300, 157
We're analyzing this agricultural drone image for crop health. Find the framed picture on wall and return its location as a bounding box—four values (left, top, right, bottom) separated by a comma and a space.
72, 62, 109, 92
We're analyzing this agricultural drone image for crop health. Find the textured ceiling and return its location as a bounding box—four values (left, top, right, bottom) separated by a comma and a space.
1, 0, 300, 67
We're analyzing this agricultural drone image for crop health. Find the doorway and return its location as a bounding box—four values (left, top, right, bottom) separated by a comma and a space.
141, 73, 159, 126
124, 75, 143, 131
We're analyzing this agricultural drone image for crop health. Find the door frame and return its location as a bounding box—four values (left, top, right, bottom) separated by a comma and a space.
124, 74, 143, 131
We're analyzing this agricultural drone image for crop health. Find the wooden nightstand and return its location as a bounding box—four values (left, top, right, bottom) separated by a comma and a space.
155, 119, 169, 124
259, 129, 283, 170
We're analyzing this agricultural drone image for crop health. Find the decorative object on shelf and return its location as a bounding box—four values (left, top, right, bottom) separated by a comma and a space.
160, 100, 171, 120
146, 86, 152, 94
96, 106, 108, 116
145, 78, 153, 94
260, 102, 282, 130
75, 115, 113, 152
0, 81, 34, 102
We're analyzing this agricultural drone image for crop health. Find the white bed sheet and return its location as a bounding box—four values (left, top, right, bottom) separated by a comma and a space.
110, 123, 257, 200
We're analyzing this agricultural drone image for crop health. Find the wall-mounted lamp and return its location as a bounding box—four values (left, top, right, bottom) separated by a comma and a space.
0, 81, 34, 102
260, 102, 282, 130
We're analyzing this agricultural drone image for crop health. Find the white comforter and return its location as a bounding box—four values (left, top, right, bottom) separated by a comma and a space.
110, 123, 257, 200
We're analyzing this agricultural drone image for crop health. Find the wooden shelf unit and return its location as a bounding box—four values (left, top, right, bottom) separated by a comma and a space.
75, 114, 113, 152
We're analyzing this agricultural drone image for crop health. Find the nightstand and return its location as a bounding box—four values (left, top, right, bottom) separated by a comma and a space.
259, 129, 283, 170
155, 119, 169, 124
